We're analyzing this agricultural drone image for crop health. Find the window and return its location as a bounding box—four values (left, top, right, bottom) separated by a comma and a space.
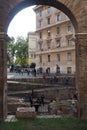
56, 40, 60, 47
56, 65, 60, 74
68, 39, 72, 46
56, 27, 60, 34
57, 54, 60, 61
39, 44, 42, 50
47, 7, 51, 13
48, 55, 50, 62
34, 54, 36, 58
48, 17, 50, 24
67, 52, 72, 61
67, 25, 72, 32
39, 21, 42, 28
67, 67, 72, 74
57, 14, 61, 21
40, 10, 42, 17
40, 55, 42, 63
39, 32, 42, 39
47, 30, 51, 36
31, 54, 33, 58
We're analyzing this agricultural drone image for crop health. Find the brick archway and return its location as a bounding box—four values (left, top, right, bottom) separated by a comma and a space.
0, 0, 87, 120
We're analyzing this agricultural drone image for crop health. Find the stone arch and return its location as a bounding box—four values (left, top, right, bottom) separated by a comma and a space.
0, 0, 87, 120
5, 0, 78, 33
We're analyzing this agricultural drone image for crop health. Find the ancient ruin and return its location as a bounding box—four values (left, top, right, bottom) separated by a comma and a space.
0, 0, 87, 120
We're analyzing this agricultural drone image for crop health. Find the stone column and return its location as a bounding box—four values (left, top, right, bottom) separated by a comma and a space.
75, 33, 87, 119
0, 32, 7, 120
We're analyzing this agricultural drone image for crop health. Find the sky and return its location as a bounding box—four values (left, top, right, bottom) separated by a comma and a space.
7, 6, 36, 39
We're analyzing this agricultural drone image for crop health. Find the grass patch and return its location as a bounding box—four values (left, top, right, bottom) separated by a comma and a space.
0, 118, 87, 130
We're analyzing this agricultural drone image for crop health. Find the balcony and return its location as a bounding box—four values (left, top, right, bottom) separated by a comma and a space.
37, 38, 43, 44
55, 34, 61, 40
65, 33, 73, 39
46, 36, 52, 42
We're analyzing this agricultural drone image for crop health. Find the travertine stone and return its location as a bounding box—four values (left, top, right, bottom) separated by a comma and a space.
0, 32, 7, 120
75, 33, 87, 119
16, 107, 36, 119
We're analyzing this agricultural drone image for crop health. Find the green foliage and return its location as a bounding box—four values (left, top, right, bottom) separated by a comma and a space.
7, 37, 16, 64
15, 36, 28, 66
7, 36, 28, 66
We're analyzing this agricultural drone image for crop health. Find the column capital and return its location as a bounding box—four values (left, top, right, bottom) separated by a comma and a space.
0, 32, 10, 41
75, 33, 87, 39
0, 32, 7, 38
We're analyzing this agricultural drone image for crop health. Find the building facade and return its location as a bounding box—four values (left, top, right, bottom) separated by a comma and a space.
27, 32, 37, 66
33, 5, 76, 74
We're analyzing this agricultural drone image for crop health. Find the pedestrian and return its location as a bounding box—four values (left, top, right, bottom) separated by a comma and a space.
21, 68, 24, 75
23, 95, 29, 102
29, 95, 33, 107
41, 95, 45, 106
33, 68, 36, 77
27, 69, 30, 76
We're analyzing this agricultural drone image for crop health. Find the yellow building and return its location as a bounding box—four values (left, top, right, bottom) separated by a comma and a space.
27, 32, 37, 66
33, 5, 76, 74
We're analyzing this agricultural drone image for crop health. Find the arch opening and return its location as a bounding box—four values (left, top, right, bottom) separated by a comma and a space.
6, 1, 77, 118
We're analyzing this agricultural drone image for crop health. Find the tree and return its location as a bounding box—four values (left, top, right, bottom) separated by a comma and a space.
30, 62, 36, 68
7, 37, 16, 65
15, 36, 28, 66
7, 36, 29, 67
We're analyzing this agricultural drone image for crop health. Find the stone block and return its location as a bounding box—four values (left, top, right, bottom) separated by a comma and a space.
16, 107, 36, 119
